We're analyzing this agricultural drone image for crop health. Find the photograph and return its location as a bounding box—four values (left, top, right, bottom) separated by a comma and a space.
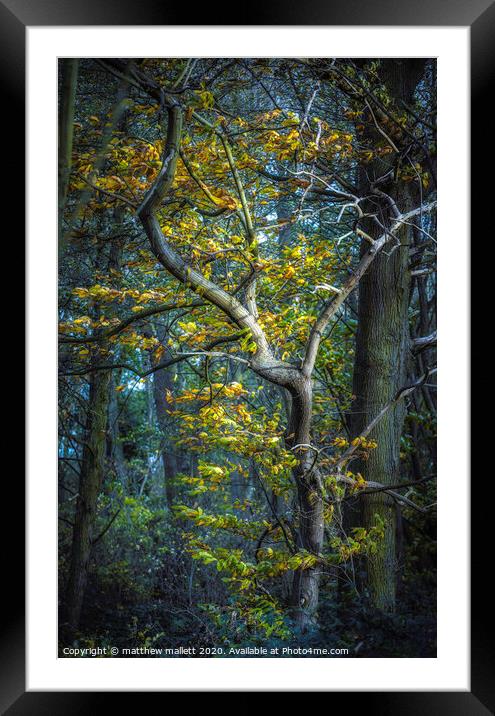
57, 56, 438, 659
0, 1, 481, 703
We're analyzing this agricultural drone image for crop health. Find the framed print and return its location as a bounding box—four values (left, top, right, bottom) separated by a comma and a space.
1, 0, 489, 709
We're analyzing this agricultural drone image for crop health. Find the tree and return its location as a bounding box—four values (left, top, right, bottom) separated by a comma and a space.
58, 58, 437, 643
58, 59, 78, 250
347, 60, 435, 612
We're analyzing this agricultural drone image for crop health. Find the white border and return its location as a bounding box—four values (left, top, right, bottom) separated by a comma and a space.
27, 26, 469, 691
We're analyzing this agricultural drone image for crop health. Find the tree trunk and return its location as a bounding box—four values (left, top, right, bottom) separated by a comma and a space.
64, 366, 110, 633
288, 377, 324, 631
58, 59, 78, 249
107, 370, 128, 486
152, 363, 177, 508
63, 226, 122, 635
351, 215, 412, 611
350, 60, 425, 612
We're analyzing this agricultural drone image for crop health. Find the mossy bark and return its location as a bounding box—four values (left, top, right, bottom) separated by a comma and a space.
64, 366, 110, 633
351, 60, 425, 612
152, 360, 177, 508
58, 59, 78, 248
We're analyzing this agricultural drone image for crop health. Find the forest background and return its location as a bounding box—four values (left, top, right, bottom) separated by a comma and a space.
58, 57, 437, 657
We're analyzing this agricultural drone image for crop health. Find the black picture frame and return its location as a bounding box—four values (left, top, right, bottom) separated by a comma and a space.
2, 0, 488, 710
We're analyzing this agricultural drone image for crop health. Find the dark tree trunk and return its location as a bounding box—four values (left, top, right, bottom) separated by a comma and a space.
351, 210, 412, 611
63, 221, 124, 636
58, 59, 78, 249
107, 371, 128, 486
152, 363, 177, 509
64, 366, 110, 634
350, 60, 425, 612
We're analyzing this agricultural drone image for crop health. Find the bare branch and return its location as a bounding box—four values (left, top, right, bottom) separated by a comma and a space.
301, 201, 437, 377
336, 367, 437, 469
412, 330, 437, 353
334, 474, 429, 513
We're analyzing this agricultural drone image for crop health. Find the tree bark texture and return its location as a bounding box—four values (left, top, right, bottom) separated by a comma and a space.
58, 59, 78, 244
288, 377, 324, 631
64, 366, 110, 632
152, 360, 177, 508
350, 60, 425, 612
